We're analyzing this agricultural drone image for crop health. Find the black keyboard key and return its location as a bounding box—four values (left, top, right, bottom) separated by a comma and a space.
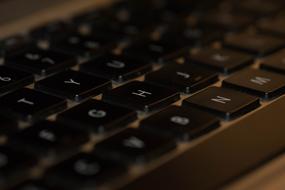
145, 63, 218, 93
223, 69, 285, 99
238, 0, 281, 16
141, 106, 220, 141
46, 153, 126, 190
54, 33, 117, 58
95, 128, 176, 163
189, 48, 253, 74
6, 47, 77, 76
1, 35, 30, 56
0, 116, 18, 136
200, 12, 253, 31
183, 87, 260, 119
11, 180, 62, 190
57, 99, 137, 133
260, 49, 285, 74
36, 70, 111, 101
103, 81, 180, 112
257, 16, 285, 36
120, 95, 285, 190
29, 20, 72, 41
11, 121, 89, 157
224, 32, 285, 56
0, 146, 37, 189
80, 54, 152, 82
0, 66, 34, 94
159, 24, 223, 47
122, 39, 185, 63
0, 88, 66, 121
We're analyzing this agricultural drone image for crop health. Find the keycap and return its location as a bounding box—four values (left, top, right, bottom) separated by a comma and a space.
103, 81, 180, 112
80, 54, 152, 82
260, 49, 285, 74
120, 95, 285, 190
1, 35, 30, 56
257, 16, 285, 36
141, 106, 220, 141
189, 48, 253, 74
45, 153, 126, 190
0, 146, 37, 189
0, 66, 34, 94
95, 128, 176, 163
11, 180, 62, 190
0, 116, 18, 136
29, 20, 72, 41
238, 0, 281, 16
54, 33, 117, 58
57, 99, 137, 133
122, 39, 186, 63
5, 47, 77, 76
200, 11, 253, 31
224, 32, 285, 56
10, 121, 89, 157
159, 24, 223, 47
223, 69, 285, 99
183, 87, 260, 119
0, 88, 66, 121
145, 63, 218, 93
35, 70, 111, 101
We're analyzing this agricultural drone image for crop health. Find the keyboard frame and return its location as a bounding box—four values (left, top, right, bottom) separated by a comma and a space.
1, 0, 285, 189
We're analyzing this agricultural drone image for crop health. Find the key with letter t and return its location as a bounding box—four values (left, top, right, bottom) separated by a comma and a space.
0, 88, 66, 121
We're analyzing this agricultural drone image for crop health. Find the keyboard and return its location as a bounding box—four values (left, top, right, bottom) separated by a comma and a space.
1, 0, 285, 189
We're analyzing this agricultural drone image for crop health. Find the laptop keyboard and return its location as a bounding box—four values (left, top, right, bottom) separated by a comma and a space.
1, 0, 285, 189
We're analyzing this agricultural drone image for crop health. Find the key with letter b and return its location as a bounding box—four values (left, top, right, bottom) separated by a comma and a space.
141, 106, 220, 141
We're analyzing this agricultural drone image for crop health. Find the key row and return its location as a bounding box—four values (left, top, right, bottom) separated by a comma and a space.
1, 65, 285, 123
2, 42, 285, 90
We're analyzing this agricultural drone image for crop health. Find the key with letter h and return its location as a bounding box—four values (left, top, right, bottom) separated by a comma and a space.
103, 81, 180, 112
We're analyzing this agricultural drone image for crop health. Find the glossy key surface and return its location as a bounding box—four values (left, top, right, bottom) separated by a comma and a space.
189, 48, 253, 74
141, 106, 220, 141
103, 81, 180, 112
6, 47, 76, 76
183, 87, 260, 119
0, 66, 34, 95
145, 63, 218, 93
223, 69, 285, 99
0, 88, 66, 121
57, 99, 137, 133
80, 54, 152, 82
36, 70, 111, 101
95, 128, 176, 164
